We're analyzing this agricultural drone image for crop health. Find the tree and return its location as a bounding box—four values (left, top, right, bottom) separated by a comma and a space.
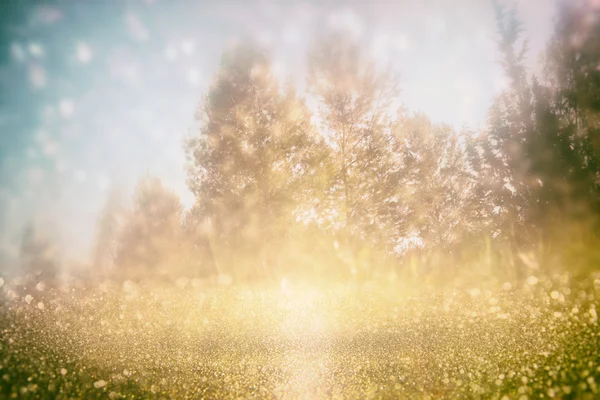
545, 0, 600, 139
469, 1, 537, 254
185, 41, 324, 279
115, 175, 186, 280
92, 185, 125, 276
542, 0, 600, 222
20, 223, 59, 283
465, 1, 600, 275
308, 30, 401, 273
533, 0, 600, 269
394, 113, 476, 253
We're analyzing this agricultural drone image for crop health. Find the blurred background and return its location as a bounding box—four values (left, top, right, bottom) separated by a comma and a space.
1, 0, 596, 284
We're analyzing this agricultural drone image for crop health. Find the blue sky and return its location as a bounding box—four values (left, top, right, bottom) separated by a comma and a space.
0, 0, 556, 266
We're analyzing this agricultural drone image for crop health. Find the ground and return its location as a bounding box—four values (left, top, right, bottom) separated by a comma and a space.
1, 274, 600, 399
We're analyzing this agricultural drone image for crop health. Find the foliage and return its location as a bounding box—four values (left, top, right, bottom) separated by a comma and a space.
185, 42, 326, 279
114, 176, 191, 280
85, 0, 600, 282
19, 223, 59, 284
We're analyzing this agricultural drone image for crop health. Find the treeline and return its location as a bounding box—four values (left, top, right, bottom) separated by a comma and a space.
19, 1, 600, 283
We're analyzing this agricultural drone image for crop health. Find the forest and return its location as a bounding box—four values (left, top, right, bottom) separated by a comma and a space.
17, 0, 600, 285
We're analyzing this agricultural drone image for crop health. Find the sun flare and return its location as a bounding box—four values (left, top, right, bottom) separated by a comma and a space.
2, 0, 600, 398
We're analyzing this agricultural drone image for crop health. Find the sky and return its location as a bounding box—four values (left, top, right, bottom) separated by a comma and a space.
0, 0, 557, 267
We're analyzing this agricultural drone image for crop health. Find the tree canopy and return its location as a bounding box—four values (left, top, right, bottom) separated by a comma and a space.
86, 0, 600, 283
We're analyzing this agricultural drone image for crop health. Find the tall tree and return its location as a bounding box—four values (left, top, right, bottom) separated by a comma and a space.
468, 1, 600, 273
308, 31, 401, 270
394, 113, 476, 254
186, 41, 324, 278
542, 0, 600, 222
474, 1, 536, 252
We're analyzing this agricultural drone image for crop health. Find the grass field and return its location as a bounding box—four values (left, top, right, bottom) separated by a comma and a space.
1, 274, 600, 399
